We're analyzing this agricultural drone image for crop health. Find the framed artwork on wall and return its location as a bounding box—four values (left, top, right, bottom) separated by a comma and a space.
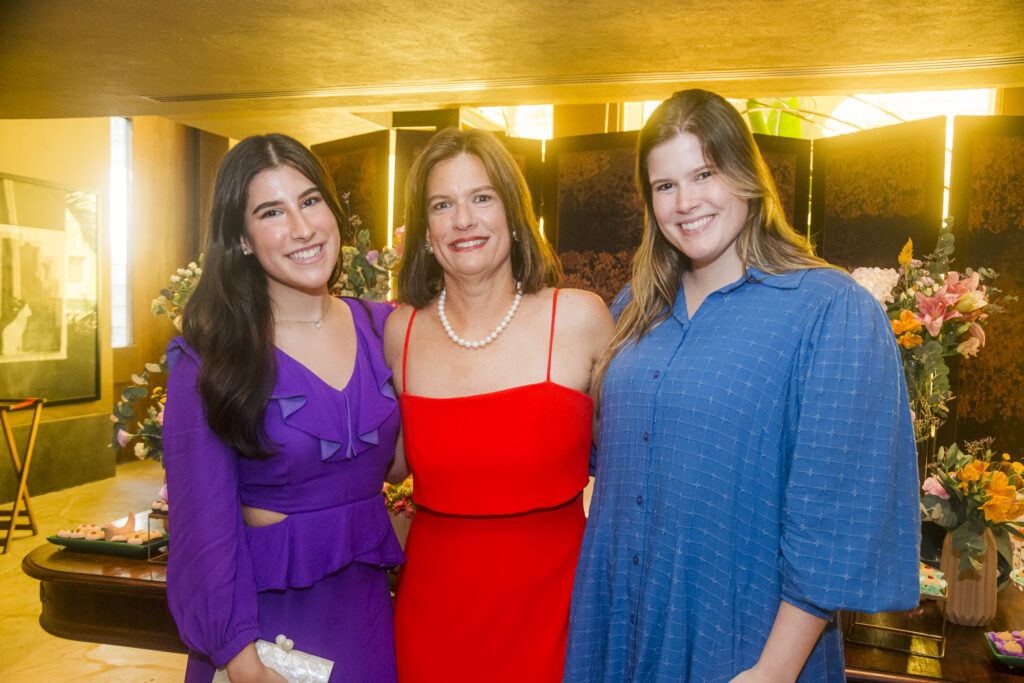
0, 173, 99, 404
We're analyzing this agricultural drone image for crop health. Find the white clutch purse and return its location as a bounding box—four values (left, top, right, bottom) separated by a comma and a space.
211, 634, 334, 683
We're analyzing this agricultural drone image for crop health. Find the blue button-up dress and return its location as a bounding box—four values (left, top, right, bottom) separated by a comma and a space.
565, 267, 920, 682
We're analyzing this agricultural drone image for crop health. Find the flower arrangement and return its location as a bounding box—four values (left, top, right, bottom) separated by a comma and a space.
331, 194, 399, 302
110, 263, 203, 461
382, 476, 416, 517
111, 202, 397, 462
151, 259, 203, 331
920, 439, 1024, 572
851, 220, 1012, 441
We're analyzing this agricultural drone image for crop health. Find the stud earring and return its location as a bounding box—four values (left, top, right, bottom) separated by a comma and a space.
240, 243, 251, 255
512, 230, 519, 242
424, 242, 434, 254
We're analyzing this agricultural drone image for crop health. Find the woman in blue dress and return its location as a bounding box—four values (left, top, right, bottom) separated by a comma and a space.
565, 89, 920, 682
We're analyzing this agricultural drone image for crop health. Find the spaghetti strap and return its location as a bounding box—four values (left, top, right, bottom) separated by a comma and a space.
402, 308, 419, 393
546, 289, 559, 382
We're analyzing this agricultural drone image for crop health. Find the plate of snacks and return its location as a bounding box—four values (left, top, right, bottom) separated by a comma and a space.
919, 563, 947, 598
49, 511, 167, 559
987, 631, 1024, 669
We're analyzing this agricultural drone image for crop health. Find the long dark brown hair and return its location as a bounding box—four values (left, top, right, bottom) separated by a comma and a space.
594, 89, 832, 403
395, 128, 560, 308
182, 134, 346, 459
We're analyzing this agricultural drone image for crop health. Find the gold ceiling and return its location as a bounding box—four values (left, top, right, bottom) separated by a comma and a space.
1, 0, 1022, 144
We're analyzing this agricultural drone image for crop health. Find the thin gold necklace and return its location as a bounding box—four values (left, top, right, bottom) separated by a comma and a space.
275, 296, 332, 328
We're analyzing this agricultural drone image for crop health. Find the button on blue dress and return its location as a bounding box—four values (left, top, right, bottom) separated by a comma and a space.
565, 268, 920, 682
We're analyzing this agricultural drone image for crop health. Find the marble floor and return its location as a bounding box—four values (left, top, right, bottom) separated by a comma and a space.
0, 459, 187, 682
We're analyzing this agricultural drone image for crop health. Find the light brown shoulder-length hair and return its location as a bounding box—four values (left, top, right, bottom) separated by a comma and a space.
394, 128, 560, 308
594, 89, 833, 402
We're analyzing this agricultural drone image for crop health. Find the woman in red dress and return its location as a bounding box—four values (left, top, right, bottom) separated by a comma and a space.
384, 128, 613, 682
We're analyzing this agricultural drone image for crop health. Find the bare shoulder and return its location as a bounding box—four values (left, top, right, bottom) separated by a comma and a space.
382, 303, 416, 371
555, 288, 615, 341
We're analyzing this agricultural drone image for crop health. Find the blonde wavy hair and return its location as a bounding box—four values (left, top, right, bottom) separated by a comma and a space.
594, 89, 833, 405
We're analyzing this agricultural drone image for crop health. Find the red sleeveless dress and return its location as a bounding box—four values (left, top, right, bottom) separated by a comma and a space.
393, 290, 592, 682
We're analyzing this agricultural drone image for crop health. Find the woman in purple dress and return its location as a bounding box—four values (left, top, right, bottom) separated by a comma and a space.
164, 134, 403, 682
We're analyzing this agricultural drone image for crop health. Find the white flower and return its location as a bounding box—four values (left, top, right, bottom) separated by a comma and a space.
170, 274, 180, 283
134, 442, 148, 458
851, 267, 899, 304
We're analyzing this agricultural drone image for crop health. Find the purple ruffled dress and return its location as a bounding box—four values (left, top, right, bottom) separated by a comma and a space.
163, 299, 403, 682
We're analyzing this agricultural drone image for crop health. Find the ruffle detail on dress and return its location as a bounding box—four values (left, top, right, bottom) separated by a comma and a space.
244, 495, 404, 592
269, 301, 397, 463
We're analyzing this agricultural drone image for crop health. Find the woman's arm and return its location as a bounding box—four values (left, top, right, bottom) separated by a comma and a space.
730, 601, 826, 683
385, 426, 409, 483
164, 342, 264, 668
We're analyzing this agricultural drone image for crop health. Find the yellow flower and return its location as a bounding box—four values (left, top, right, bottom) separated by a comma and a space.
1011, 462, 1024, 475
1004, 453, 1012, 461
898, 238, 913, 266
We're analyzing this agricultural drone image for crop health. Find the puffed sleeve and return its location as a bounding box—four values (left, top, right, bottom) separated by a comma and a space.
164, 339, 263, 666
779, 279, 921, 618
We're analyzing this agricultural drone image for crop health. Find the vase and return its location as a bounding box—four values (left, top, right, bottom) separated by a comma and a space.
940, 529, 998, 626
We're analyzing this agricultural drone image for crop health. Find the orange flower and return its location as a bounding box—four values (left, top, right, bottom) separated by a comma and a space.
898, 332, 923, 349
891, 309, 923, 336
958, 460, 989, 484
982, 495, 1015, 522
898, 238, 914, 266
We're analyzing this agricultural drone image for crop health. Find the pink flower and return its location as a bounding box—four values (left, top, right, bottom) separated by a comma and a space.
116, 429, 130, 447
914, 291, 961, 337
922, 476, 950, 500
155, 408, 164, 427
366, 250, 379, 265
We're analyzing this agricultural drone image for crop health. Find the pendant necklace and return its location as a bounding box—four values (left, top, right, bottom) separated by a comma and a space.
275, 296, 332, 329
438, 282, 522, 349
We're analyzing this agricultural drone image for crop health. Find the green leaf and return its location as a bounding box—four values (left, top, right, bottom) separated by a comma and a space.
145, 363, 163, 373
777, 97, 802, 138
114, 403, 136, 420
122, 386, 149, 401
994, 527, 1014, 567
130, 373, 147, 385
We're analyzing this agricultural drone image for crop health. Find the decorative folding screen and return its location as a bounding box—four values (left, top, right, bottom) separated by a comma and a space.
544, 131, 642, 305
753, 134, 811, 237
312, 130, 391, 250
951, 115, 1024, 450
810, 117, 946, 269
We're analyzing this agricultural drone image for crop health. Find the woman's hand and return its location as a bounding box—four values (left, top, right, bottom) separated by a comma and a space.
224, 643, 288, 682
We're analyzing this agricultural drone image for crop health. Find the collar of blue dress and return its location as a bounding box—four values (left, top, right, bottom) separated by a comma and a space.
668, 267, 811, 324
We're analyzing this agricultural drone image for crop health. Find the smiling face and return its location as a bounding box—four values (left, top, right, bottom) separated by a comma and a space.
241, 163, 340, 300
647, 132, 749, 282
425, 152, 513, 286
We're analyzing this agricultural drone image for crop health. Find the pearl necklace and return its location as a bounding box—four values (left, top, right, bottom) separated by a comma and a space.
438, 282, 522, 349
275, 296, 331, 329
